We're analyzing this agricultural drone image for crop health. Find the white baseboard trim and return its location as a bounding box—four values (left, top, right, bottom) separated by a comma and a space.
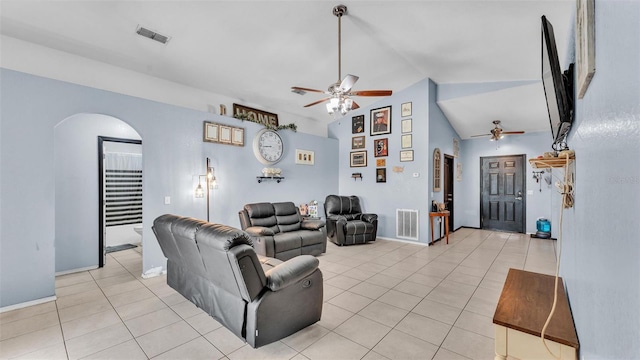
0, 295, 57, 313
376, 236, 429, 246
55, 265, 98, 276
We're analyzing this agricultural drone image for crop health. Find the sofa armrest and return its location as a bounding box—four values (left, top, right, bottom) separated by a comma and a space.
300, 219, 325, 230
361, 213, 378, 223
265, 255, 319, 291
245, 226, 275, 236
326, 215, 348, 223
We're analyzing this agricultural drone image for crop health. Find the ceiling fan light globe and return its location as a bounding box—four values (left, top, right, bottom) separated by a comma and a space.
326, 103, 334, 115
344, 98, 353, 111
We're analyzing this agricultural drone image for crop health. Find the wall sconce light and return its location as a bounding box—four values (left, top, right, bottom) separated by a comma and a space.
194, 157, 216, 221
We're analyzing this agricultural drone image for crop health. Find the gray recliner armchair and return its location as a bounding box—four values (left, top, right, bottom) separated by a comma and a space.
152, 214, 323, 348
324, 195, 378, 246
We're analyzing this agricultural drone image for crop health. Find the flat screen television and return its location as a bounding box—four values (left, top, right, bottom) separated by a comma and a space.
541, 15, 574, 149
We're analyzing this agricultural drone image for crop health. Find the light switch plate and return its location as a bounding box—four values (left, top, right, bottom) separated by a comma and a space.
527, 190, 534, 195
164, 196, 171, 205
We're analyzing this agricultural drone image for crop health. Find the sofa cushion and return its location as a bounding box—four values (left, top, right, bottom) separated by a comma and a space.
273, 202, 301, 233
344, 220, 375, 236
273, 232, 302, 253
245, 203, 279, 233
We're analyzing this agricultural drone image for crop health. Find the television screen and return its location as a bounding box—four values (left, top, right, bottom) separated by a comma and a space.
541, 15, 573, 147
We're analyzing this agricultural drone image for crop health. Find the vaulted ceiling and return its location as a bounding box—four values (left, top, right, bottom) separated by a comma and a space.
0, 1, 574, 138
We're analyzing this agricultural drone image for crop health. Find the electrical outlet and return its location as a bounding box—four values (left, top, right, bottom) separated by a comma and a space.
527, 190, 534, 195
164, 196, 171, 205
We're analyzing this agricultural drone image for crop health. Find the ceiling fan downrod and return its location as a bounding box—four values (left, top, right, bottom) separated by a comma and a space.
333, 4, 347, 84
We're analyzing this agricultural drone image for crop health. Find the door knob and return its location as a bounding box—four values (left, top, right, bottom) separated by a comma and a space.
515, 191, 523, 201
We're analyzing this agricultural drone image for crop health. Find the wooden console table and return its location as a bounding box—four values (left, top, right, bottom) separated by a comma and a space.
493, 269, 579, 360
429, 211, 449, 245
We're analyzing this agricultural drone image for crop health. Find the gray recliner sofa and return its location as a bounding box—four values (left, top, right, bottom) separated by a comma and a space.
324, 195, 378, 246
238, 202, 326, 261
152, 214, 323, 348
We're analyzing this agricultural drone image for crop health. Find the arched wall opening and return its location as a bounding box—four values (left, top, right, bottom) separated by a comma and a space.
54, 113, 142, 273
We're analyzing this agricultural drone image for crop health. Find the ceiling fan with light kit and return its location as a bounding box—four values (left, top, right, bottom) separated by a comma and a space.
291, 4, 392, 116
470, 120, 525, 141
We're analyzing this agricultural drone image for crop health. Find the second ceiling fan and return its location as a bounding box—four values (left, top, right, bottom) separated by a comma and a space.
291, 4, 392, 116
471, 120, 525, 141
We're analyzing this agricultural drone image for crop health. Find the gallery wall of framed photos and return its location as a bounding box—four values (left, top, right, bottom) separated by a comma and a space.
349, 101, 415, 183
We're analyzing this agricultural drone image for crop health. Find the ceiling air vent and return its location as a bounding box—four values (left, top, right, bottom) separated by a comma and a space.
136, 25, 170, 44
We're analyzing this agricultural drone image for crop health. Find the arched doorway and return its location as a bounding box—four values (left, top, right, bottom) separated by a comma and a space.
54, 114, 142, 273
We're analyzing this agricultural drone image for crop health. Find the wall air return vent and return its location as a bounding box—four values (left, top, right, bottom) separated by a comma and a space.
136, 25, 171, 44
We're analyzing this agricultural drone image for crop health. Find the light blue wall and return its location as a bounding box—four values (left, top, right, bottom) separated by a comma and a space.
54, 114, 141, 273
458, 132, 555, 235
428, 79, 462, 229
328, 79, 431, 243
560, 1, 640, 358
0, 69, 338, 307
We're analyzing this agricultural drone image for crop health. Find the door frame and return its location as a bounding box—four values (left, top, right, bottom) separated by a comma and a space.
443, 154, 454, 231
479, 154, 526, 233
98, 136, 142, 267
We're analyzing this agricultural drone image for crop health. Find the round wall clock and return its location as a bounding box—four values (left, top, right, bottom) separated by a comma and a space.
253, 129, 284, 165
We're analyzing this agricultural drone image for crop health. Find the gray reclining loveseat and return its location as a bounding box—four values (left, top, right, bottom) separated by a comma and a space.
152, 214, 323, 348
238, 202, 326, 261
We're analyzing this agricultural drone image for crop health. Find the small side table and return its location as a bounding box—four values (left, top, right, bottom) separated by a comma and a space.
429, 211, 450, 245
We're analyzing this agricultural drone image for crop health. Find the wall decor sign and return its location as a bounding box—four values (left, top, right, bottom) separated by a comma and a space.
401, 134, 412, 149
401, 118, 412, 133
370, 106, 392, 136
576, 0, 595, 99
232, 103, 279, 127
295, 149, 315, 165
203, 121, 245, 147
453, 138, 460, 158
376, 168, 387, 183
400, 150, 413, 162
456, 162, 463, 181
374, 138, 388, 157
376, 159, 386, 167
350, 151, 367, 167
352, 136, 365, 149
401, 102, 412, 117
352, 115, 365, 134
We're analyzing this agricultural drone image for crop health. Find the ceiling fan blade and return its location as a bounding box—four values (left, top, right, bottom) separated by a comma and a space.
303, 98, 331, 108
502, 131, 526, 135
291, 86, 327, 94
349, 90, 393, 97
470, 133, 491, 138
339, 74, 359, 92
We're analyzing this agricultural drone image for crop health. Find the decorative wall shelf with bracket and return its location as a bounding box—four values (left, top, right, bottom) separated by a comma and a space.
256, 176, 284, 183
529, 155, 574, 169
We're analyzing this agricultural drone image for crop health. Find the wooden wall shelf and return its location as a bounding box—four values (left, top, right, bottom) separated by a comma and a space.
529, 156, 574, 169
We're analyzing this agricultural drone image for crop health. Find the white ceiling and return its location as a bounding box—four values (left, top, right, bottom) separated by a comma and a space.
0, 1, 574, 138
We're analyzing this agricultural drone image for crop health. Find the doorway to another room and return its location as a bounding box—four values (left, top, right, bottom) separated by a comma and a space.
443, 154, 454, 232
480, 155, 526, 233
98, 137, 143, 268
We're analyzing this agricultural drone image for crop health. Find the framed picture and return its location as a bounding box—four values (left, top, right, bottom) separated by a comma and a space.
376, 168, 387, 183
401, 102, 412, 117
401, 134, 412, 149
374, 138, 388, 157
370, 106, 391, 136
577, 0, 595, 99
204, 122, 219, 142
352, 115, 365, 134
400, 150, 414, 162
219, 126, 232, 144
350, 151, 367, 167
295, 149, 314, 165
352, 136, 365, 149
376, 159, 386, 167
401, 118, 412, 133
231, 128, 244, 146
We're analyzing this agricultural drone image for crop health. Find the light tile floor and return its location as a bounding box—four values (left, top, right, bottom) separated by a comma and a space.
0, 228, 557, 359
